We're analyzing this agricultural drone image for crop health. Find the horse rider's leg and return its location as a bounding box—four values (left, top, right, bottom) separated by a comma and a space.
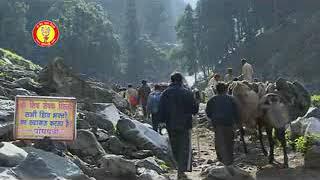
258, 122, 268, 156
239, 126, 248, 154
276, 127, 289, 168
266, 126, 275, 164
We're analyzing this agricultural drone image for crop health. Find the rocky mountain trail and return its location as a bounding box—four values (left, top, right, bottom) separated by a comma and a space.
1, 49, 320, 179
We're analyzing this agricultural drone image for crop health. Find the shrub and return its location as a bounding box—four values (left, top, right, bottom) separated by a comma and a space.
311, 95, 320, 108
294, 135, 320, 154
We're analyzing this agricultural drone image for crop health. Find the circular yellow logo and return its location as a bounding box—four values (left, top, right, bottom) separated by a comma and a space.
32, 20, 59, 47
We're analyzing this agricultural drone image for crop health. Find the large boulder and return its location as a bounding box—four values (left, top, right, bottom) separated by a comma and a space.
22, 147, 90, 179
290, 107, 320, 138
10, 88, 37, 97
13, 77, 41, 93
0, 142, 27, 167
84, 112, 115, 133
38, 58, 128, 110
89, 103, 121, 126
305, 145, 320, 169
101, 135, 137, 155
12, 152, 63, 180
117, 117, 173, 164
201, 165, 253, 180
68, 130, 106, 162
93, 154, 136, 179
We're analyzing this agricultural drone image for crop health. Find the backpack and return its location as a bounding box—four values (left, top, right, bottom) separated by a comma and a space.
150, 92, 161, 113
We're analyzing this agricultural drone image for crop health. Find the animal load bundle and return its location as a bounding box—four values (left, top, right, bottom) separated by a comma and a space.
259, 93, 290, 129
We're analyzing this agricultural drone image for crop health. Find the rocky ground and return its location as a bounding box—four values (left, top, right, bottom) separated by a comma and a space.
166, 124, 320, 180
1, 48, 320, 180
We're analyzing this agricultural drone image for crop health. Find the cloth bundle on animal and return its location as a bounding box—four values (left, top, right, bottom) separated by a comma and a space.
259, 93, 289, 129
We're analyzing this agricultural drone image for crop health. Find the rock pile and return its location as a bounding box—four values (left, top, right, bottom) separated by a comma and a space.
0, 49, 171, 180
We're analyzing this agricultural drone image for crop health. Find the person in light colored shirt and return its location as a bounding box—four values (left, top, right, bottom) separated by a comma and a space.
241, 59, 254, 82
224, 68, 234, 82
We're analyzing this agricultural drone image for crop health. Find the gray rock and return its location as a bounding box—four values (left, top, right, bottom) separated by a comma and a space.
90, 103, 121, 126
10, 88, 36, 97
136, 157, 165, 174
101, 135, 127, 154
38, 58, 128, 110
0, 142, 27, 167
77, 118, 91, 129
305, 145, 320, 169
201, 165, 253, 180
85, 112, 115, 133
68, 130, 106, 161
290, 116, 320, 138
0, 167, 19, 180
23, 147, 90, 179
94, 129, 110, 142
137, 168, 167, 180
304, 107, 320, 119
0, 99, 14, 122
117, 117, 173, 165
12, 152, 62, 180
0, 122, 13, 139
0, 86, 8, 97
13, 77, 40, 92
130, 150, 154, 159
94, 154, 136, 178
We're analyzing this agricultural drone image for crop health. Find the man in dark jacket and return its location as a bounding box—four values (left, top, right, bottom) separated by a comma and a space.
159, 72, 199, 179
206, 82, 240, 165
138, 80, 151, 118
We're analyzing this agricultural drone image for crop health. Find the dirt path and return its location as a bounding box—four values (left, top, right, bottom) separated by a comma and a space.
166, 126, 320, 180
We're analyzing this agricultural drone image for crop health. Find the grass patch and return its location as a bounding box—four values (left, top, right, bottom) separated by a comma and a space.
0, 48, 41, 71
311, 95, 320, 108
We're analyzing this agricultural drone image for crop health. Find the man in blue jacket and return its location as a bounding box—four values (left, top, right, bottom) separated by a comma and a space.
147, 84, 162, 132
206, 82, 240, 165
159, 72, 199, 179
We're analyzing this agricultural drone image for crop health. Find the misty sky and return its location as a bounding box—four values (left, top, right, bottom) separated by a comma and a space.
184, 0, 198, 8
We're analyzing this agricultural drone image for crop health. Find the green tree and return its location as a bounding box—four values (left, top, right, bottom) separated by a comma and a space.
124, 0, 141, 82
0, 0, 30, 56
176, 4, 198, 80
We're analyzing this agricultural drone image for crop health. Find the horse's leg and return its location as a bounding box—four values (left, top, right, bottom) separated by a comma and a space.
276, 128, 289, 168
266, 126, 274, 164
240, 126, 248, 154
258, 122, 268, 156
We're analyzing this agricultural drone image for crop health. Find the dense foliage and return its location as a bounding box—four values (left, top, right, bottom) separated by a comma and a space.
176, 0, 320, 89
0, 0, 184, 83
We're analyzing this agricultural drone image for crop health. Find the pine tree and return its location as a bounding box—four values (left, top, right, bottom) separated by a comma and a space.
124, 0, 141, 82
176, 4, 198, 80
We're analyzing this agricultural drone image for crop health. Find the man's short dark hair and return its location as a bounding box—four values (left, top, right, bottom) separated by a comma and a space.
216, 82, 228, 94
171, 72, 183, 83
241, 58, 247, 64
128, 84, 133, 88
142, 80, 147, 84
154, 84, 161, 90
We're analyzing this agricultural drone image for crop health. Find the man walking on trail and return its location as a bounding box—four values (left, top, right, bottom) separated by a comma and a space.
126, 84, 138, 112
224, 68, 234, 82
147, 84, 162, 132
159, 72, 199, 179
205, 82, 240, 165
241, 58, 254, 82
138, 80, 151, 118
